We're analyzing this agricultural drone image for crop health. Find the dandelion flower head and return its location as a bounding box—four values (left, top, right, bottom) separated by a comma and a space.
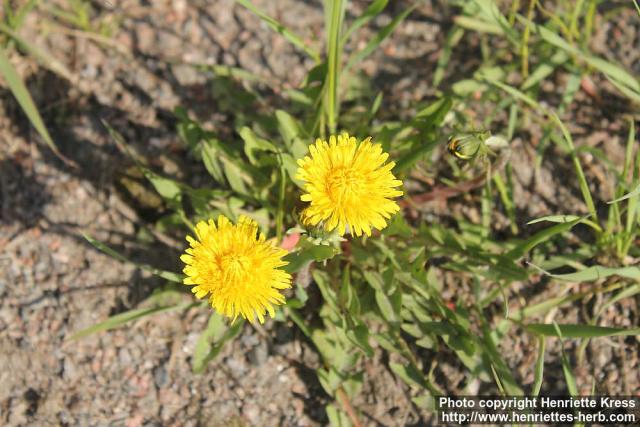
296, 132, 403, 236
181, 215, 291, 323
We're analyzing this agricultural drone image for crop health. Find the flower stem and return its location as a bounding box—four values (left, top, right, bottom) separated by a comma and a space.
276, 151, 287, 243
325, 0, 345, 134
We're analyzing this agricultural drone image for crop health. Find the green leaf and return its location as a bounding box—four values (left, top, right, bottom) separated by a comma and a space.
510, 292, 583, 321
283, 243, 340, 273
547, 111, 598, 221
325, 403, 351, 427
192, 315, 244, 373
532, 336, 545, 396
4, 0, 38, 30
222, 157, 250, 195
505, 216, 584, 260
373, 332, 400, 353
192, 313, 226, 372
546, 265, 640, 282
520, 19, 640, 101
375, 290, 399, 325
142, 170, 182, 201
389, 362, 428, 389
598, 284, 640, 316
453, 15, 502, 35
201, 139, 225, 183
362, 270, 385, 293
485, 77, 541, 110
605, 74, 640, 104
234, 0, 320, 62
521, 50, 568, 90
0, 46, 69, 163
175, 107, 202, 148
338, 264, 354, 310
561, 348, 578, 397
414, 96, 453, 124
479, 316, 523, 395
239, 126, 278, 165
364, 270, 400, 326
317, 367, 343, 395
412, 393, 434, 410
341, 0, 388, 45
346, 323, 373, 357
324, 0, 346, 134
394, 137, 439, 173
472, 0, 517, 40
275, 110, 308, 159
345, 5, 415, 73
281, 153, 305, 189
84, 234, 183, 283
0, 22, 75, 81
558, 72, 582, 113
551, 323, 579, 397
527, 215, 582, 224
609, 183, 640, 204
433, 26, 464, 87
525, 324, 640, 338
69, 303, 193, 340
623, 121, 637, 237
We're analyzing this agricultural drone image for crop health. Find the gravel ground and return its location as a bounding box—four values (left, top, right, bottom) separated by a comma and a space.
1, 0, 639, 426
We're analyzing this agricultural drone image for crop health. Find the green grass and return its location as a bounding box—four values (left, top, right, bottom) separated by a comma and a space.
0, 0, 122, 164
0, 0, 70, 163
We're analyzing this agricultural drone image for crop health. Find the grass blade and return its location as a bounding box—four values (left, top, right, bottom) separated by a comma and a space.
323, 0, 346, 134
608, 183, 640, 204
0, 23, 76, 82
521, 50, 568, 90
479, 312, 523, 395
597, 284, 640, 316
486, 78, 598, 221
193, 314, 244, 373
340, 0, 388, 45
84, 234, 183, 283
5, 0, 38, 31
544, 265, 640, 282
548, 111, 598, 221
519, 18, 640, 101
532, 336, 545, 396
0, 46, 73, 165
525, 323, 640, 338
505, 216, 584, 260
69, 302, 194, 340
453, 15, 502, 35
345, 4, 415, 73
527, 214, 601, 232
553, 323, 579, 397
485, 77, 541, 110
527, 215, 582, 224
235, 0, 321, 63
433, 26, 464, 87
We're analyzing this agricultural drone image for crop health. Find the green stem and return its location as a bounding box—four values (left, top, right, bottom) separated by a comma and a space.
325, 0, 345, 135
508, 0, 520, 26
547, 111, 598, 224
569, 0, 586, 44
396, 333, 442, 396
521, 0, 537, 78
276, 151, 287, 243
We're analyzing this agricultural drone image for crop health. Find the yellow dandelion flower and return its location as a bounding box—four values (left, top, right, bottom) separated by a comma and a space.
296, 132, 403, 237
180, 215, 291, 324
